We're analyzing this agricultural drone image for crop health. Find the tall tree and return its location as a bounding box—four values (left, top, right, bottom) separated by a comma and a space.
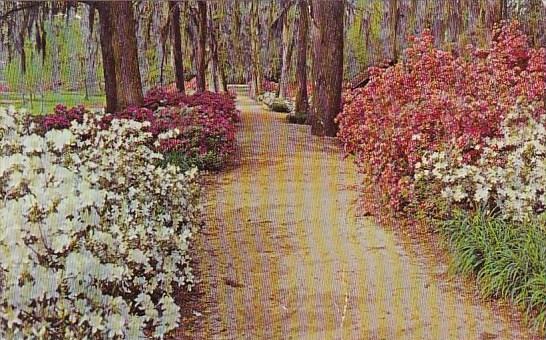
196, 0, 207, 93
278, 0, 294, 99
309, 0, 344, 137
208, 2, 220, 92
96, 1, 143, 113
249, 0, 262, 97
170, 1, 185, 93
96, 3, 118, 113
294, 0, 309, 115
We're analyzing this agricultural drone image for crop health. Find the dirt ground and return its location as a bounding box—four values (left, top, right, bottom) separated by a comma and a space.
173, 93, 541, 340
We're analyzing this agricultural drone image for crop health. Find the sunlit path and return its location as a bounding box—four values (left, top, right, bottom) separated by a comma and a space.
183, 89, 539, 340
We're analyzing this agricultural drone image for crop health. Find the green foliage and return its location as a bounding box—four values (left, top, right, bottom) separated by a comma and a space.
4, 16, 102, 96
441, 210, 546, 333
162, 150, 224, 172
286, 112, 308, 125
346, 0, 383, 68
270, 99, 290, 113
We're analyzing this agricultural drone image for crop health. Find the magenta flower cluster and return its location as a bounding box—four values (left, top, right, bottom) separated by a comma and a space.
37, 90, 240, 170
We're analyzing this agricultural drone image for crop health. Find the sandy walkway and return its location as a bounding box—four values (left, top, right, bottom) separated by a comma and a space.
178, 92, 539, 340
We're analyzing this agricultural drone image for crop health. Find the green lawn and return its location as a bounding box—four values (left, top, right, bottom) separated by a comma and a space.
0, 91, 105, 115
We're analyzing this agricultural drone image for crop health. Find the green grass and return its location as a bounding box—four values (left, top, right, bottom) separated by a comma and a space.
0, 91, 105, 115
440, 210, 546, 334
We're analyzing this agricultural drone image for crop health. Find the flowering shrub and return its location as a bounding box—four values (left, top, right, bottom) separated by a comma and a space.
144, 88, 240, 124
417, 102, 546, 222
185, 77, 197, 92
102, 106, 236, 171
0, 107, 201, 338
37, 88, 239, 171
38, 104, 87, 132
262, 80, 279, 94
337, 22, 546, 210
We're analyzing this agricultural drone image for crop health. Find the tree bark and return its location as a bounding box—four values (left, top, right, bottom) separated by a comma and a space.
97, 1, 143, 112
82, 5, 100, 96
209, 3, 220, 92
249, 0, 262, 97
196, 0, 207, 92
170, 1, 185, 93
220, 63, 229, 93
310, 0, 344, 137
96, 3, 118, 113
279, 5, 293, 99
295, 0, 309, 115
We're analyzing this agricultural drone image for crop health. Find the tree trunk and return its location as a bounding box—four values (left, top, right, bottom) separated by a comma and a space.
97, 1, 143, 112
279, 9, 293, 98
135, 1, 150, 90
295, 0, 309, 115
152, 3, 165, 86
97, 3, 118, 113
310, 0, 344, 137
389, 0, 398, 61
170, 1, 185, 93
220, 64, 228, 93
82, 5, 100, 96
51, 20, 61, 92
209, 3, 220, 92
196, 1, 207, 92
249, 0, 262, 97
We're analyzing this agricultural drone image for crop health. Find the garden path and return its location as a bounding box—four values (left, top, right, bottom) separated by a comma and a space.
176, 90, 539, 340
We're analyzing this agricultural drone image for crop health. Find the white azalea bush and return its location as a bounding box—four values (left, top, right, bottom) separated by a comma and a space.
0, 107, 201, 338
416, 102, 546, 222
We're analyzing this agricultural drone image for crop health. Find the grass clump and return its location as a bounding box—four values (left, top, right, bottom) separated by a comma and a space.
440, 210, 546, 333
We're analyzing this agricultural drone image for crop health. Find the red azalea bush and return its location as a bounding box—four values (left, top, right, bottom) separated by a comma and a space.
102, 105, 236, 170
262, 80, 279, 94
39, 104, 87, 131
336, 22, 546, 210
185, 77, 197, 92
144, 87, 240, 123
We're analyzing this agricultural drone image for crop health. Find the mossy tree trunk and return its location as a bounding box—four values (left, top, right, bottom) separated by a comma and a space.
209, 2, 220, 92
196, 0, 207, 93
170, 1, 185, 94
295, 0, 309, 115
309, 0, 344, 137
96, 1, 143, 113
279, 1, 294, 99
249, 0, 262, 97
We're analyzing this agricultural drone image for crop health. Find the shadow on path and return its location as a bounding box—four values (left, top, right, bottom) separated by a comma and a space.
176, 91, 539, 340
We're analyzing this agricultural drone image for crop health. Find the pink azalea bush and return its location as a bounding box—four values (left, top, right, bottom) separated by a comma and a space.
144, 87, 240, 123
37, 90, 240, 171
337, 22, 546, 211
40, 104, 87, 131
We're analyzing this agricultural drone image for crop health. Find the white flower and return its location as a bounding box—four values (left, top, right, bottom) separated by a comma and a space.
45, 129, 75, 152
0, 106, 200, 338
107, 314, 125, 338
452, 185, 467, 202
88, 313, 104, 334
474, 185, 490, 202
22, 134, 45, 154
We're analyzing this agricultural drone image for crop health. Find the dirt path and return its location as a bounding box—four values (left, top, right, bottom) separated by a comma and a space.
179, 92, 539, 340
